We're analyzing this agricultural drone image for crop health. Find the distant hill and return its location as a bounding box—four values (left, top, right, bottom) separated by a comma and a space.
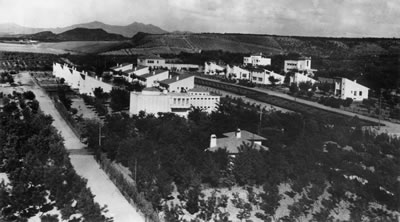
0, 21, 168, 38
22, 28, 127, 41
104, 32, 400, 57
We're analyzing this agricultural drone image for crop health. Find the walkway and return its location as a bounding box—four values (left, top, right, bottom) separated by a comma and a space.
15, 72, 144, 222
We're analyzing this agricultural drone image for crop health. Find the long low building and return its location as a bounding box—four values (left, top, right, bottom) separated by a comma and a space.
130, 87, 220, 117
137, 55, 199, 71
53, 63, 113, 96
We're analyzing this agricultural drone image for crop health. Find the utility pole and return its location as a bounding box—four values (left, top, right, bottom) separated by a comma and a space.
378, 88, 382, 130
258, 107, 263, 135
98, 123, 102, 146
134, 158, 137, 182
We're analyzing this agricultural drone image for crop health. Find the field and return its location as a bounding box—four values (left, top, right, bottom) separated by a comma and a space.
0, 41, 129, 55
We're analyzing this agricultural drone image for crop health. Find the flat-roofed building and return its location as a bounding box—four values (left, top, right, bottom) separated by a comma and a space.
243, 53, 271, 66
226, 65, 251, 80
334, 78, 369, 101
129, 87, 220, 117
284, 56, 312, 73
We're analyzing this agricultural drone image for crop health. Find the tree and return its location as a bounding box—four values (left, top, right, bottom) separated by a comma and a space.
268, 76, 280, 86
110, 88, 130, 111
186, 187, 201, 214
57, 87, 72, 110
298, 81, 312, 92
289, 83, 299, 95
23, 91, 36, 100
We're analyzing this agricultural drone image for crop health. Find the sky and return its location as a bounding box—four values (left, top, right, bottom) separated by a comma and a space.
0, 0, 399, 37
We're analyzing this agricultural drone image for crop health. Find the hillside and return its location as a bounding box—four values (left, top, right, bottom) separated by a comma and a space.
0, 21, 168, 37
22, 28, 127, 41
104, 33, 400, 57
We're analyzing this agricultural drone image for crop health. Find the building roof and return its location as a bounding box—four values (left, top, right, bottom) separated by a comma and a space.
110, 63, 131, 70
189, 87, 210, 93
142, 87, 161, 92
159, 74, 194, 86
207, 130, 267, 154
247, 67, 265, 73
136, 70, 168, 80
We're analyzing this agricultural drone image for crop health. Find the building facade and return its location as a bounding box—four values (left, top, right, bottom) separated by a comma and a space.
243, 53, 271, 66
204, 62, 225, 75
334, 78, 369, 101
53, 63, 113, 96
226, 65, 251, 80
284, 57, 312, 73
129, 88, 220, 117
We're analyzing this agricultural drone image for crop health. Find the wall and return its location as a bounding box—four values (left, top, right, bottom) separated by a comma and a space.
145, 71, 169, 88
226, 65, 250, 80
129, 92, 170, 115
336, 78, 369, 101
168, 76, 195, 92
53, 63, 113, 96
243, 56, 271, 66
137, 58, 166, 68
189, 95, 220, 113
204, 62, 225, 75
284, 59, 311, 72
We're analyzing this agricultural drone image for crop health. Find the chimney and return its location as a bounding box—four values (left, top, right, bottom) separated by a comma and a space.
176, 76, 179, 81
153, 71, 156, 75
100, 77, 103, 81
210, 134, 217, 148
354, 80, 357, 83
135, 67, 137, 71
235, 128, 241, 139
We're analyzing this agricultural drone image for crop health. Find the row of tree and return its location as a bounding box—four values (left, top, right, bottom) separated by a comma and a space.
0, 91, 111, 221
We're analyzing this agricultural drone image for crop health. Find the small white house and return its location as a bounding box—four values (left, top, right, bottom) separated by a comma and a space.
334, 78, 369, 101
226, 65, 251, 80
292, 72, 317, 85
243, 53, 271, 66
204, 62, 225, 75
250, 68, 284, 85
284, 57, 312, 73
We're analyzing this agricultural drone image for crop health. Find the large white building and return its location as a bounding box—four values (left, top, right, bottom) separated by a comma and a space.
334, 78, 369, 101
243, 53, 271, 67
204, 62, 225, 75
226, 65, 251, 80
137, 55, 199, 71
129, 87, 220, 117
284, 57, 312, 73
53, 63, 113, 96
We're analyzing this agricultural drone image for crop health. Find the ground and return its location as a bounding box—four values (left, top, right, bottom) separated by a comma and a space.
10, 72, 144, 222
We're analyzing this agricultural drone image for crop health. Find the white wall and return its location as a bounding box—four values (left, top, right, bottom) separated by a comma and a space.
284, 59, 311, 72
204, 62, 225, 75
336, 78, 369, 101
226, 65, 251, 80
168, 76, 195, 92
112, 64, 134, 72
144, 71, 169, 88
293, 73, 317, 85
243, 55, 271, 66
130, 92, 171, 115
53, 63, 113, 96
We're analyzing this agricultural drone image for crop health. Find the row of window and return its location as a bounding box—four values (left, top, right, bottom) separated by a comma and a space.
350, 90, 363, 96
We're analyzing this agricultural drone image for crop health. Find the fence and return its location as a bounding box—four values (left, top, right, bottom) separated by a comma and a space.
96, 153, 160, 222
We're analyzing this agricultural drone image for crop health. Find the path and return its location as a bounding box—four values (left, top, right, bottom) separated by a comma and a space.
15, 72, 144, 222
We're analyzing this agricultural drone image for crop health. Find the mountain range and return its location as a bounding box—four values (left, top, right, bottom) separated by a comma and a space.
23, 28, 127, 41
0, 21, 167, 37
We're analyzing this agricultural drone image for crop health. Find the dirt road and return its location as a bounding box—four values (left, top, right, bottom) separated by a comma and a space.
14, 72, 144, 222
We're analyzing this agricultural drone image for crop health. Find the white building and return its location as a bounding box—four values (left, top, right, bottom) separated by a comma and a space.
159, 73, 195, 93
204, 62, 225, 75
129, 88, 220, 117
249, 68, 285, 85
137, 55, 199, 71
135, 70, 169, 88
206, 129, 267, 154
53, 63, 113, 96
292, 72, 317, 85
284, 57, 312, 73
334, 78, 369, 101
226, 65, 251, 80
110, 63, 134, 73
243, 53, 271, 67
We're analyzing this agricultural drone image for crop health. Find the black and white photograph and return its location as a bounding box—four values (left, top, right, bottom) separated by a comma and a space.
0, 0, 399, 221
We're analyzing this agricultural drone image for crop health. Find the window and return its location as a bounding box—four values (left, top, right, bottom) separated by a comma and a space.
354, 91, 357, 96
359, 91, 362, 96
253, 77, 257, 80
258, 77, 263, 81
147, 60, 154, 64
